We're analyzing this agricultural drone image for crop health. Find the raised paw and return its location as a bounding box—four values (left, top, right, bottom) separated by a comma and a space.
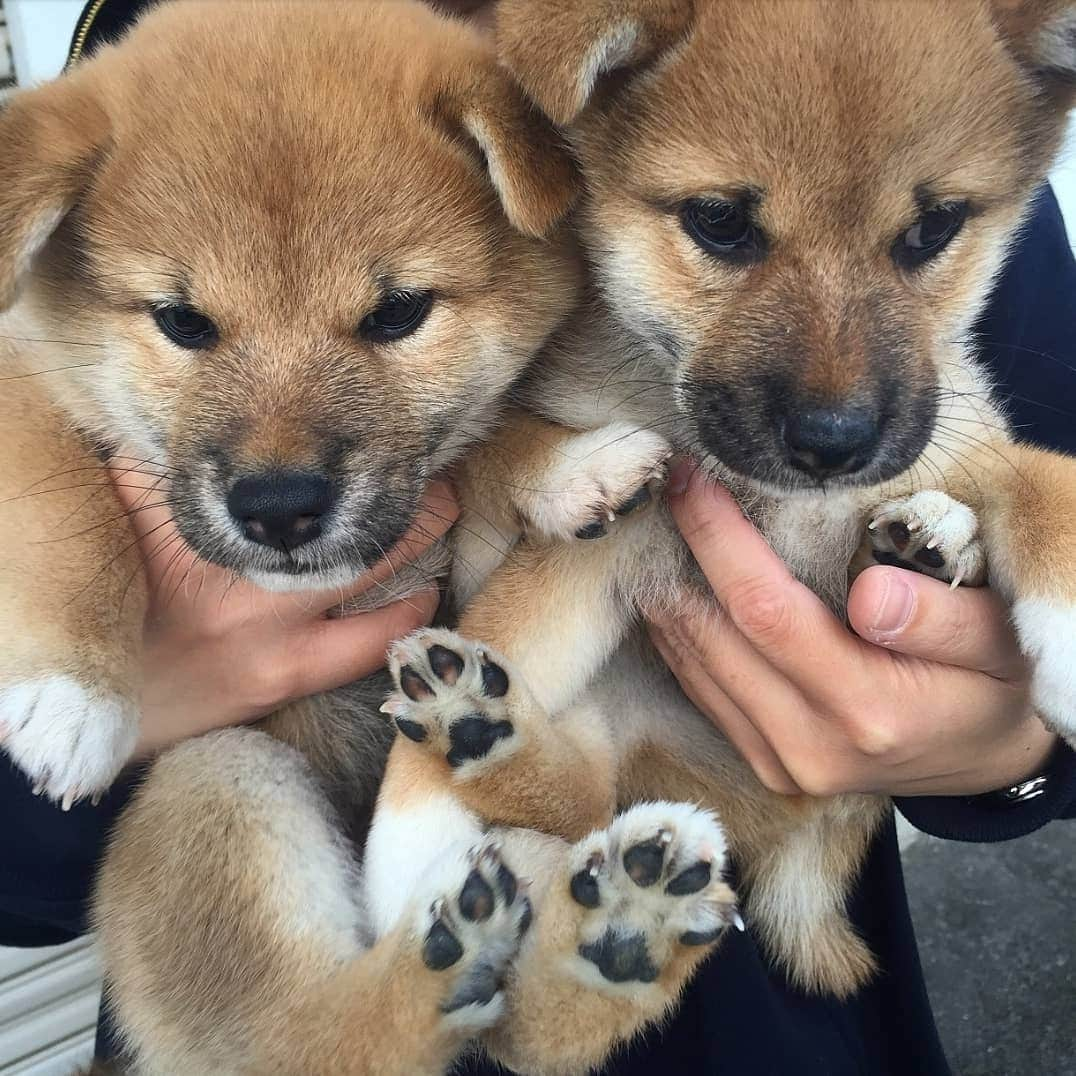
417, 843, 532, 1033
865, 491, 986, 587
567, 802, 740, 991
385, 630, 537, 771
0, 676, 139, 808
517, 423, 671, 543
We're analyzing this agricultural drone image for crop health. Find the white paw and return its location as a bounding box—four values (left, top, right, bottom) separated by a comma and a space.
867, 490, 986, 587
517, 423, 671, 542
567, 802, 740, 993
0, 677, 139, 807
414, 842, 532, 1034
1012, 598, 1076, 744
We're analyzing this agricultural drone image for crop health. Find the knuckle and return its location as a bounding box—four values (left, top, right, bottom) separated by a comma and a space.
845, 714, 900, 760
785, 758, 847, 799
726, 578, 791, 643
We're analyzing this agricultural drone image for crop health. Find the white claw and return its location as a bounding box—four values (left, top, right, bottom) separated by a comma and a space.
606, 508, 617, 523
867, 519, 878, 531
61, 791, 75, 812
658, 828, 673, 847
926, 537, 939, 550
731, 910, 746, 932
950, 573, 964, 590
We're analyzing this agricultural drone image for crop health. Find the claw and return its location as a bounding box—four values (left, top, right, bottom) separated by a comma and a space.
950, 572, 964, 590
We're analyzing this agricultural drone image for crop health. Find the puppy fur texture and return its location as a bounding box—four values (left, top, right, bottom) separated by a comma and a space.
0, 2, 651, 1073
367, 1, 1076, 1068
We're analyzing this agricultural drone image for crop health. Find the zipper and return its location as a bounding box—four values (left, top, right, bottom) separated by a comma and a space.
67, 0, 109, 68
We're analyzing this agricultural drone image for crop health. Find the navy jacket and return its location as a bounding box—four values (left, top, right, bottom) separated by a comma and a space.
1, 4, 1073, 1072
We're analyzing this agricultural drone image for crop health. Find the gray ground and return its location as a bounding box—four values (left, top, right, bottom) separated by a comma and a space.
903, 822, 1075, 1076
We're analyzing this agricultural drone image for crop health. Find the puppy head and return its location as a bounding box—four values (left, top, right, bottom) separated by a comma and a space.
0, 0, 578, 589
500, 0, 1075, 492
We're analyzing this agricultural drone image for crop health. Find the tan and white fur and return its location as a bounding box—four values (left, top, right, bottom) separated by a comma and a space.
366, 2, 1076, 1066
0, 2, 672, 1073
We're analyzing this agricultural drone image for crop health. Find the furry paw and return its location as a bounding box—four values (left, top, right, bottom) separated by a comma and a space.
385, 630, 540, 772
417, 842, 532, 1033
0, 676, 139, 808
516, 423, 671, 542
568, 802, 740, 991
866, 491, 986, 587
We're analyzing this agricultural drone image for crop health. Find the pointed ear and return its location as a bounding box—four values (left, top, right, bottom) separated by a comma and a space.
0, 70, 110, 310
495, 0, 695, 126
438, 61, 580, 239
993, 0, 1076, 106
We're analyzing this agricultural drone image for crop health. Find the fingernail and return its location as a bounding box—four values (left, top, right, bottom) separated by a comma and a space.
668, 457, 695, 496
870, 574, 915, 635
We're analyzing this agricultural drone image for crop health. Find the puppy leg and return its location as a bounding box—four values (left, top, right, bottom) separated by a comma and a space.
485, 803, 739, 1076
382, 629, 617, 840
95, 728, 528, 1076
968, 442, 1076, 745
0, 380, 144, 804
451, 410, 670, 606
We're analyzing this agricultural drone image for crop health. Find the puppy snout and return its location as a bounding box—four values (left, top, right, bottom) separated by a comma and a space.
781, 407, 879, 480
226, 472, 335, 550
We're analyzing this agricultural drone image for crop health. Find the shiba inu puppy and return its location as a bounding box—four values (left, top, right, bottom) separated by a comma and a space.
364, 0, 1076, 1067
0, 1, 642, 1071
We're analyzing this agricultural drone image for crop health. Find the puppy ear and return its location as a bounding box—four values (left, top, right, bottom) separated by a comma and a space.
0, 72, 110, 310
439, 63, 580, 238
496, 0, 694, 125
993, 0, 1076, 104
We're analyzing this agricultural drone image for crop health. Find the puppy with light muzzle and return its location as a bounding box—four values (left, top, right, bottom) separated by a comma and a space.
0, 1, 608, 1071
366, 2, 1076, 1069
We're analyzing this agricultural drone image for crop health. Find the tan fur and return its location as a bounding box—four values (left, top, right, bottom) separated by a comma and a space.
371, 2, 1076, 1068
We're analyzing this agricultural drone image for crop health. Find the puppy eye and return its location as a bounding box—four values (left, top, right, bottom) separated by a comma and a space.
153, 304, 218, 349
894, 202, 968, 269
680, 199, 762, 261
359, 290, 434, 343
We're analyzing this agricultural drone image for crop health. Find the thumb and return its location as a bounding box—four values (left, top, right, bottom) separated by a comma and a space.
848, 565, 1024, 681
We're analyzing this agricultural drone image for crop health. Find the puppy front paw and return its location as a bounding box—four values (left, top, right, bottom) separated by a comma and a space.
417, 842, 532, 1035
568, 802, 740, 994
385, 629, 542, 773
865, 490, 986, 587
0, 677, 139, 807
517, 424, 671, 543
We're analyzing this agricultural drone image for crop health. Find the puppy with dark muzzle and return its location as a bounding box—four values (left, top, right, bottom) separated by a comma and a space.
0, 1, 596, 1071
366, 2, 1076, 1070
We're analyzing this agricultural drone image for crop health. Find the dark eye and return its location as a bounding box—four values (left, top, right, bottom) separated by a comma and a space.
152, 304, 218, 349
680, 199, 762, 261
359, 290, 433, 343
894, 202, 968, 269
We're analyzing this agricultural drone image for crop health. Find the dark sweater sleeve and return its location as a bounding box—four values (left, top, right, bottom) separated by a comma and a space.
895, 183, 1076, 843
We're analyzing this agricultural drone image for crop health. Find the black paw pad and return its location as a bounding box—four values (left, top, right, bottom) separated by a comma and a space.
914, 546, 945, 569
399, 666, 434, 702
579, 929, 658, 984
623, 834, 669, 888
395, 717, 427, 743
666, 861, 711, 896
496, 861, 518, 905
887, 522, 911, 551
872, 550, 904, 568
442, 961, 501, 1013
428, 645, 465, 685
459, 869, 496, 922
570, 853, 603, 908
680, 927, 723, 947
575, 520, 608, 540
479, 658, 509, 699
423, 916, 463, 971
446, 714, 513, 767
517, 896, 533, 937
615, 484, 652, 516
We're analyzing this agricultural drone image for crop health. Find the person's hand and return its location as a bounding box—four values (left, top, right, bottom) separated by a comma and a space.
108, 460, 458, 756
646, 462, 1056, 798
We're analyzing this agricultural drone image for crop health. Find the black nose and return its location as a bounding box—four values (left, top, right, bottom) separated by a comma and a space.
782, 408, 879, 479
226, 472, 335, 550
